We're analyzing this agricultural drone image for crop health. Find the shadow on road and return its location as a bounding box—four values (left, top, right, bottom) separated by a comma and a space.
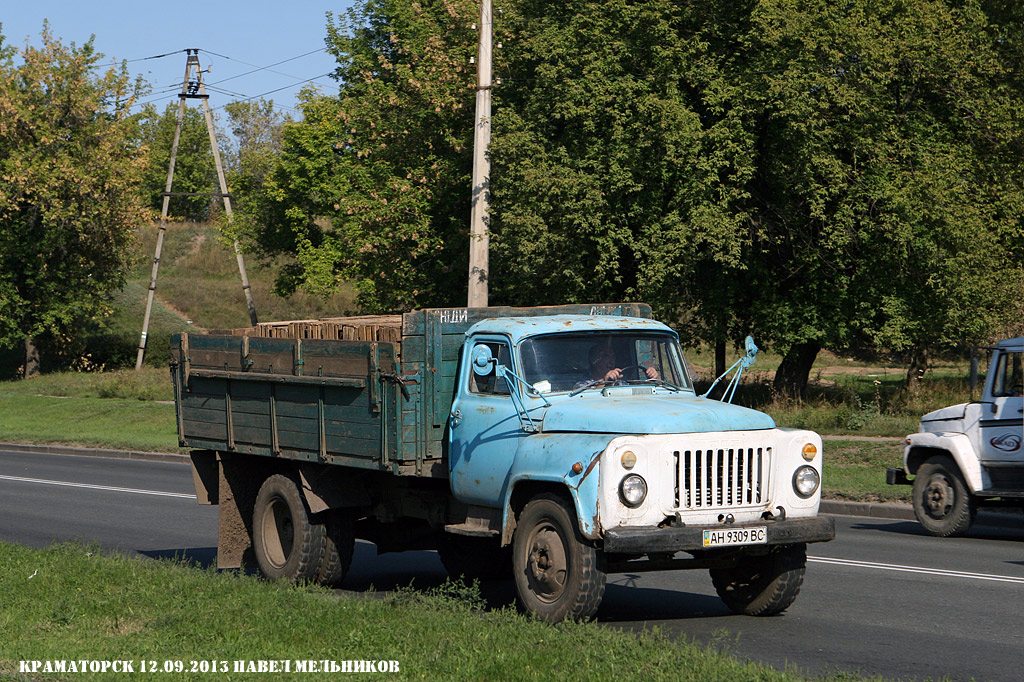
850, 514, 1024, 542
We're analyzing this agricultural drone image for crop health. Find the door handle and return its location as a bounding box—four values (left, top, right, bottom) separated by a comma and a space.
450, 409, 462, 428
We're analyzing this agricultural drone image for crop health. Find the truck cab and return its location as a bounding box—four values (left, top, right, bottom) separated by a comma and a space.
890, 337, 1024, 536
448, 315, 834, 620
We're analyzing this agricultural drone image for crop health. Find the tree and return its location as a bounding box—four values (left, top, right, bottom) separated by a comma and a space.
229, 1, 478, 312
222, 98, 287, 216
0, 26, 149, 375
494, 0, 1024, 395
488, 1, 758, 356
736, 0, 1024, 394
239, 0, 1023, 397
137, 101, 216, 221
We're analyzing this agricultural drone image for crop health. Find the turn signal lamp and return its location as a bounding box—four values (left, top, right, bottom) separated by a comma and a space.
621, 450, 637, 470
801, 443, 817, 461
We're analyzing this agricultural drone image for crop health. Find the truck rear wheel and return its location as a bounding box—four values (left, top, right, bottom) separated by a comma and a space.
252, 474, 325, 582
317, 510, 355, 587
512, 494, 605, 622
912, 456, 976, 537
710, 543, 806, 616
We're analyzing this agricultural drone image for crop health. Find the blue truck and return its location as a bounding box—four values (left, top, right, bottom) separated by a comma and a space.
174, 303, 834, 622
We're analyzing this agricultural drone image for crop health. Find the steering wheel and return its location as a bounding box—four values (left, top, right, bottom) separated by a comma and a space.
614, 365, 649, 382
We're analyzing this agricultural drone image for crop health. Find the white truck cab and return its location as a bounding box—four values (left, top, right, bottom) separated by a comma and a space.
888, 337, 1024, 536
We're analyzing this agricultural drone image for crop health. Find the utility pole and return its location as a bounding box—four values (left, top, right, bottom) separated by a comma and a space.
196, 56, 259, 328
135, 49, 258, 370
467, 0, 492, 308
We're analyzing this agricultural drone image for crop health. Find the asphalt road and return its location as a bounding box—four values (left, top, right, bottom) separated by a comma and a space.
1, 448, 1022, 682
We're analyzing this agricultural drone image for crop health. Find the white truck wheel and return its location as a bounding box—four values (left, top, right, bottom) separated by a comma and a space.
912, 456, 976, 537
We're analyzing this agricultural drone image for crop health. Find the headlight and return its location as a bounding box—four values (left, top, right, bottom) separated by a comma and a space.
619, 474, 648, 507
793, 466, 820, 498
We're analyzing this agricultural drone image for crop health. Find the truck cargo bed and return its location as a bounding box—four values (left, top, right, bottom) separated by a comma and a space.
171, 304, 651, 477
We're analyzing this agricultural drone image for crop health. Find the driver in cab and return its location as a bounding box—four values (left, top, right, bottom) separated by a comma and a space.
588, 343, 658, 383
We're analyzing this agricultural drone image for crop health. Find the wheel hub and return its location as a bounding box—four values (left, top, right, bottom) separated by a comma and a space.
924, 476, 953, 518
527, 526, 567, 602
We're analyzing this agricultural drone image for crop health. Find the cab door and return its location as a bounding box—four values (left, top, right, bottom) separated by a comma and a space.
448, 337, 525, 506
979, 349, 1024, 463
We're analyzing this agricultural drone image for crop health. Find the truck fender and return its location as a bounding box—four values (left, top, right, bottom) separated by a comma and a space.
499, 456, 604, 546
904, 432, 984, 494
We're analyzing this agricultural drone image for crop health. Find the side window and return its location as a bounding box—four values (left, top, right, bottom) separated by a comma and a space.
993, 352, 1023, 397
469, 342, 511, 396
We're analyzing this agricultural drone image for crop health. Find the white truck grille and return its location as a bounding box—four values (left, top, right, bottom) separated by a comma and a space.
675, 447, 770, 510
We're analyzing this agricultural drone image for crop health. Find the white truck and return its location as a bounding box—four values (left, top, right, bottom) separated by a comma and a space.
888, 337, 1024, 536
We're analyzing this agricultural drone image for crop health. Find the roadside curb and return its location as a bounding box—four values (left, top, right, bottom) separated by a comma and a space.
0, 442, 188, 464
819, 499, 914, 520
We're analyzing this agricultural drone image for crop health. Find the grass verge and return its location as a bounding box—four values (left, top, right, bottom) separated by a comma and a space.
0, 541, 886, 682
823, 439, 909, 503
0, 368, 180, 453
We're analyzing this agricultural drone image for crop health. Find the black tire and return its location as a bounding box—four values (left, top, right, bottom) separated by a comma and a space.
317, 510, 355, 587
252, 474, 325, 582
438, 534, 512, 581
512, 494, 606, 622
710, 544, 806, 616
912, 456, 976, 537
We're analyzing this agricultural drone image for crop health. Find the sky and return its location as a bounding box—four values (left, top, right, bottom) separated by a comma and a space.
1, 1, 358, 116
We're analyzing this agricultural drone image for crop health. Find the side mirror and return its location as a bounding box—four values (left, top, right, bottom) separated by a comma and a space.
744, 335, 759, 361
471, 344, 495, 376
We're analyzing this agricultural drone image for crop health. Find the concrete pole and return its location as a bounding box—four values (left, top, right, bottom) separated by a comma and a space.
136, 54, 192, 370
467, 0, 492, 308
196, 65, 259, 327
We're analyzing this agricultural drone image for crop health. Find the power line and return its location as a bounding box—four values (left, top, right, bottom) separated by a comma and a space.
200, 47, 330, 87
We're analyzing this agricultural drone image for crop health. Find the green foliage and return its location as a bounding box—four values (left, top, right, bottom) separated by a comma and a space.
231, 1, 1023, 389
228, 1, 478, 312
490, 1, 757, 339
222, 98, 286, 217
0, 26, 150, 361
136, 102, 217, 221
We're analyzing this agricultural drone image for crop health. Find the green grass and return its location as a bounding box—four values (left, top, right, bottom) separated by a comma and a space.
0, 542, 894, 682
0, 368, 180, 452
131, 221, 357, 332
822, 439, 909, 503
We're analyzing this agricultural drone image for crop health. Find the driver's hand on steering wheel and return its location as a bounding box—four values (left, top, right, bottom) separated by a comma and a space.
602, 365, 659, 382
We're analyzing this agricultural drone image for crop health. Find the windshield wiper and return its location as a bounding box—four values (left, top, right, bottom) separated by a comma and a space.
568, 379, 608, 397
642, 378, 682, 392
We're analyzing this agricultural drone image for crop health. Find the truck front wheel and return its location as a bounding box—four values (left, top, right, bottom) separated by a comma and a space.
710, 543, 806, 616
912, 456, 976, 537
512, 494, 605, 622
252, 474, 325, 582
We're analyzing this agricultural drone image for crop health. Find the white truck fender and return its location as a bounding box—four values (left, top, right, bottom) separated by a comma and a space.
904, 432, 984, 494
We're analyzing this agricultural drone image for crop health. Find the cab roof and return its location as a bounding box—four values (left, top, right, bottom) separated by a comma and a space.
466, 314, 676, 345
997, 337, 1024, 352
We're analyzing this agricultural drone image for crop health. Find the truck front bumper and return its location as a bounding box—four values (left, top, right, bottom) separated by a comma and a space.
602, 516, 835, 554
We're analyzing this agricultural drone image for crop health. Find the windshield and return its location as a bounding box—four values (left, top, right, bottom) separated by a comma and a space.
518, 332, 692, 394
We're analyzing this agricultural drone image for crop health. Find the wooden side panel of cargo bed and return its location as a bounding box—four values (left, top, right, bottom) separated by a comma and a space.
174, 334, 399, 469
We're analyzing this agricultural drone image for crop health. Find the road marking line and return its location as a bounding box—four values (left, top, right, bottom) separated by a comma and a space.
809, 556, 1024, 584
0, 474, 196, 499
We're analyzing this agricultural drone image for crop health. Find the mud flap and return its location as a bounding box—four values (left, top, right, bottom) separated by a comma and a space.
215, 452, 261, 570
